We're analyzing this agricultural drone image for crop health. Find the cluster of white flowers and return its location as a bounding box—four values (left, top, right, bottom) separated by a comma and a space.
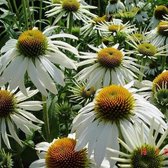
0, 0, 168, 167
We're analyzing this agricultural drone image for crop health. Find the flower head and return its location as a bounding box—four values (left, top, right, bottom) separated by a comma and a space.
46, 138, 88, 168
127, 35, 168, 59
0, 86, 43, 149
152, 70, 168, 112
153, 70, 168, 91
0, 27, 78, 95
148, 19, 168, 46
72, 83, 167, 167
69, 80, 95, 105
81, 15, 108, 37
45, 0, 97, 26
17, 29, 48, 58
76, 44, 141, 89
94, 85, 135, 123
108, 119, 168, 168
62, 0, 80, 12
154, 5, 168, 20
157, 21, 168, 37
96, 19, 135, 38
148, 5, 168, 28
30, 137, 89, 168
29, 135, 110, 168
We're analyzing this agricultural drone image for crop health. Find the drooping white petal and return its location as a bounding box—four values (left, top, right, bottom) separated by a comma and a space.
35, 59, 57, 94
27, 60, 48, 96
40, 57, 65, 86
1, 119, 10, 148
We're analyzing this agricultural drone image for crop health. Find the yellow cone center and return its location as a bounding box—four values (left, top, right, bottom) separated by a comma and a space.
154, 5, 168, 20
138, 42, 157, 56
17, 29, 48, 58
0, 90, 15, 118
94, 85, 135, 123
62, 0, 80, 12
152, 70, 168, 92
93, 15, 107, 24
45, 138, 89, 168
108, 24, 124, 32
80, 87, 95, 98
157, 21, 168, 37
97, 47, 123, 68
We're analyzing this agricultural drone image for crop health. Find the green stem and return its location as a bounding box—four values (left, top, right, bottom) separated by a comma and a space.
97, 30, 101, 45
31, 0, 35, 27
39, 0, 43, 30
68, 12, 73, 34
26, 0, 33, 28
22, 0, 28, 29
7, 0, 13, 12
98, 0, 101, 16
42, 95, 51, 142
12, 0, 21, 30
162, 38, 167, 71
161, 56, 166, 71
12, 0, 19, 18
165, 108, 168, 121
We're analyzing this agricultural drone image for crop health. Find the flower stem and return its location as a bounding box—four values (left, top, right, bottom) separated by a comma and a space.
97, 30, 101, 45
26, 0, 33, 29
12, 0, 21, 30
161, 56, 166, 71
68, 12, 73, 34
12, 0, 19, 19
39, 0, 43, 30
162, 39, 167, 71
42, 95, 51, 142
98, 0, 101, 16
6, 0, 13, 12
22, 0, 28, 29
31, 0, 35, 27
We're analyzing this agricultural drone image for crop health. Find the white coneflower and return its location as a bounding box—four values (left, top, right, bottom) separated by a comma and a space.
72, 83, 167, 167
69, 80, 95, 106
108, 119, 168, 168
127, 27, 148, 43
45, 0, 97, 27
134, 70, 168, 115
149, 5, 168, 28
0, 27, 78, 96
81, 15, 108, 37
29, 135, 110, 168
127, 35, 168, 59
147, 20, 168, 46
76, 43, 141, 89
96, 19, 135, 37
152, 70, 168, 114
106, 0, 125, 17
0, 86, 43, 149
